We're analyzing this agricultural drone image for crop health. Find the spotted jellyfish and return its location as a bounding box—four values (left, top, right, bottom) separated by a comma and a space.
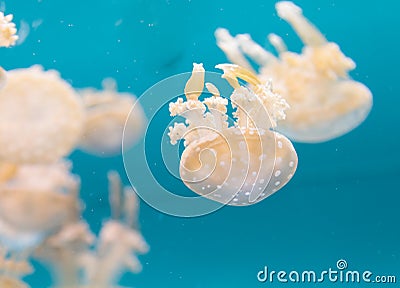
0, 66, 85, 164
78, 78, 146, 156
215, 1, 373, 143
168, 63, 298, 206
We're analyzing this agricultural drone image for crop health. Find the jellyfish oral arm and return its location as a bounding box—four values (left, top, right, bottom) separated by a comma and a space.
275, 1, 327, 46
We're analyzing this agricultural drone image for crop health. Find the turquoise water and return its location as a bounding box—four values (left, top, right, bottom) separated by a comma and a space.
1, 0, 399, 287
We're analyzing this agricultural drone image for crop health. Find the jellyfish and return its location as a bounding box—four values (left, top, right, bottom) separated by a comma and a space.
34, 171, 148, 288
0, 248, 32, 288
168, 63, 298, 206
78, 78, 146, 156
0, 12, 18, 48
0, 160, 80, 252
215, 1, 373, 143
0, 12, 17, 90
0, 66, 85, 164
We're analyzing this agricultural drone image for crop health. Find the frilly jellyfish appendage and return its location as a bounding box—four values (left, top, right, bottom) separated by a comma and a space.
0, 66, 85, 164
168, 63, 298, 206
78, 78, 146, 156
34, 171, 148, 288
0, 12, 18, 48
0, 247, 32, 288
215, 1, 373, 143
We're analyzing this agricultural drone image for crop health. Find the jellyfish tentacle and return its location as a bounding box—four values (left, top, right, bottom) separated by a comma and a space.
184, 63, 205, 100
215, 28, 256, 73
204, 84, 229, 132
268, 33, 287, 54
108, 171, 122, 220
216, 64, 261, 87
276, 1, 327, 46
235, 33, 278, 66
101, 78, 117, 92
216, 64, 289, 130
123, 186, 139, 229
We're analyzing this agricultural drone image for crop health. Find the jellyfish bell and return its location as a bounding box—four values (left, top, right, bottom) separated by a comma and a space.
180, 127, 297, 206
0, 217, 46, 252
215, 1, 373, 143
0, 161, 80, 234
78, 78, 146, 156
168, 63, 298, 206
275, 77, 373, 142
0, 161, 80, 252
0, 66, 85, 164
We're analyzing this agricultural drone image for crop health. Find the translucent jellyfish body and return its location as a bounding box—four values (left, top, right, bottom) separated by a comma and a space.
215, 1, 373, 143
0, 66, 85, 164
168, 63, 298, 206
0, 12, 18, 47
0, 161, 80, 251
34, 171, 148, 288
0, 67, 6, 90
78, 79, 146, 156
0, 249, 32, 288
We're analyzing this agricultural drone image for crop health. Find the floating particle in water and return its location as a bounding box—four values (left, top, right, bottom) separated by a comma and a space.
0, 66, 85, 164
215, 1, 373, 143
168, 63, 298, 206
0, 12, 18, 47
78, 78, 146, 156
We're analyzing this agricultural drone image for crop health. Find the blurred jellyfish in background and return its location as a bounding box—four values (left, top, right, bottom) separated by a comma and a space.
0, 9, 148, 287
0, 67, 146, 160
0, 246, 32, 288
168, 63, 298, 206
34, 171, 148, 288
78, 78, 146, 157
0, 66, 85, 164
0, 161, 80, 258
216, 1, 373, 143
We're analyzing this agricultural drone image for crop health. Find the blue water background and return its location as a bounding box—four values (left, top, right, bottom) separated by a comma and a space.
1, 0, 399, 287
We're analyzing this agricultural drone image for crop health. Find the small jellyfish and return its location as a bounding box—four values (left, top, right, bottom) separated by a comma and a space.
78, 78, 146, 156
0, 66, 85, 164
0, 12, 18, 47
0, 160, 80, 251
215, 1, 373, 143
168, 63, 298, 206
